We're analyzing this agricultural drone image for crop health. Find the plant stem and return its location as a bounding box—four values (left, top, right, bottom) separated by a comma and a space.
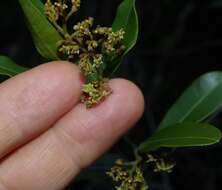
52, 21, 67, 38
65, 8, 76, 22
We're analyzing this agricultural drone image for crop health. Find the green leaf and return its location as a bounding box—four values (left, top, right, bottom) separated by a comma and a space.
160, 72, 222, 129
0, 56, 28, 77
138, 123, 221, 153
19, 0, 62, 60
110, 0, 139, 74
112, 0, 139, 54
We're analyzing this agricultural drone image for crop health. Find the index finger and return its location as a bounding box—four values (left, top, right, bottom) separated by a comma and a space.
0, 61, 83, 159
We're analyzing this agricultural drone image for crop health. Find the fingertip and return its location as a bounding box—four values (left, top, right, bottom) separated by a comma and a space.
5, 60, 83, 91
66, 78, 145, 146
109, 78, 145, 123
34, 61, 83, 85
21, 60, 84, 103
13, 60, 84, 113
0, 61, 84, 158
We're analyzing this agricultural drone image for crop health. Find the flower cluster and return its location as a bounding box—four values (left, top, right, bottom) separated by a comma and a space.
107, 159, 149, 190
57, 17, 125, 69
80, 79, 111, 108
45, 0, 125, 108
146, 154, 175, 173
107, 154, 175, 190
45, 0, 80, 22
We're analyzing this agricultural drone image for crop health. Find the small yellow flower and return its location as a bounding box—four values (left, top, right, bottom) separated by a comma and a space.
72, 0, 81, 10
93, 26, 112, 35
45, 0, 59, 22
86, 40, 98, 51
73, 17, 94, 36
107, 160, 149, 190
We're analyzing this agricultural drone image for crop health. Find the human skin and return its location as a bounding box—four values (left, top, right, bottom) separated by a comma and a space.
0, 61, 144, 190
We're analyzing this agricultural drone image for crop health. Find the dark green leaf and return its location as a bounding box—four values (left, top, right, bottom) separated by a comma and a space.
19, 0, 62, 60
110, 0, 139, 74
160, 72, 222, 129
112, 0, 138, 54
138, 123, 221, 153
86, 73, 99, 83
0, 56, 28, 77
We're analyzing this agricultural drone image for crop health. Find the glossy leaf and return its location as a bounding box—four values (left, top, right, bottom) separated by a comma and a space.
160, 72, 222, 129
0, 56, 28, 77
19, 0, 62, 60
112, 0, 138, 54
138, 123, 221, 153
110, 0, 139, 74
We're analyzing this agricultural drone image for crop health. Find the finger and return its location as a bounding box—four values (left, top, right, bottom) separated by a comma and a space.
0, 61, 82, 158
0, 79, 144, 190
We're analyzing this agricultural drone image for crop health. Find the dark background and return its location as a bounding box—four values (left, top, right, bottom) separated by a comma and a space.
1, 0, 222, 189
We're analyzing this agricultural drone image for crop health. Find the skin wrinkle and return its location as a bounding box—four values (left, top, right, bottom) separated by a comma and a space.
0, 62, 83, 158
52, 110, 118, 172
0, 177, 9, 190
32, 133, 76, 189
7, 85, 48, 138
0, 123, 22, 156
42, 132, 81, 188
0, 86, 48, 157
59, 99, 116, 145
0, 131, 77, 190
9, 63, 77, 128
52, 106, 101, 171
51, 127, 84, 173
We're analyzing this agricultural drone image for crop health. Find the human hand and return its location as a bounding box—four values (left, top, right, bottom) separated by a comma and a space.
0, 61, 144, 190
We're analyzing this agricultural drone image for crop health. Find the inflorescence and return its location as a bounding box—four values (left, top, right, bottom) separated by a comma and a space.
45, 0, 125, 108
107, 159, 149, 190
107, 154, 175, 190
